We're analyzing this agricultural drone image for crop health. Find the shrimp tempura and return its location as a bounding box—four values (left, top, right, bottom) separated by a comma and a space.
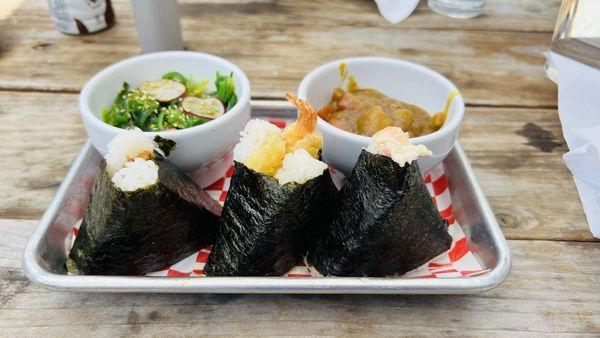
283, 92, 323, 159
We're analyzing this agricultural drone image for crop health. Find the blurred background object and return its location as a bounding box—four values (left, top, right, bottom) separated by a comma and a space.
47, 0, 115, 35
428, 0, 485, 19
374, 0, 420, 23
131, 0, 184, 54
545, 0, 600, 81
546, 0, 600, 238
375, 0, 486, 22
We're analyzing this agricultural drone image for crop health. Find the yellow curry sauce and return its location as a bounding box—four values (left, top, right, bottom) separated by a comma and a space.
318, 64, 458, 138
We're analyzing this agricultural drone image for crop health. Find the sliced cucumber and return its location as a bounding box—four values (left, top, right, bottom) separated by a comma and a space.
181, 97, 225, 120
139, 79, 185, 102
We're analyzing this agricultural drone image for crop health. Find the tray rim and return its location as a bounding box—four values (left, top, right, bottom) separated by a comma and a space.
22, 107, 511, 294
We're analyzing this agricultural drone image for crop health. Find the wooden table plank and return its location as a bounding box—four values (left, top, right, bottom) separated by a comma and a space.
0, 91, 591, 240
2, 219, 599, 335
2, 0, 596, 335
0, 0, 557, 107
0, 92, 86, 219
462, 107, 591, 241
4, 0, 562, 33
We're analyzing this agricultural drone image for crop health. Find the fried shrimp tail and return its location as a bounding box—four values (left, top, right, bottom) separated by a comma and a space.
283, 92, 323, 158
285, 92, 318, 134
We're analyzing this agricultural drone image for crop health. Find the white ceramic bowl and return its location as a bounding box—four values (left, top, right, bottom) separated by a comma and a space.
80, 51, 251, 187
298, 56, 465, 174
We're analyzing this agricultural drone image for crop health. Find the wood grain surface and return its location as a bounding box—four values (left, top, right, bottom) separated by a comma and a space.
1, 0, 599, 336
0, 0, 558, 106
1, 219, 598, 335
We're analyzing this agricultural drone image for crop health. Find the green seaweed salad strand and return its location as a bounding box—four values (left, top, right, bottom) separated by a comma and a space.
102, 71, 238, 131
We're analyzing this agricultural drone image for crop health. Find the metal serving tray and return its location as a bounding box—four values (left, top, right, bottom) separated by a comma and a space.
22, 102, 510, 294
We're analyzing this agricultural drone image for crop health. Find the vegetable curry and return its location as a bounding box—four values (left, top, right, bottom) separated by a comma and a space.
318, 63, 457, 138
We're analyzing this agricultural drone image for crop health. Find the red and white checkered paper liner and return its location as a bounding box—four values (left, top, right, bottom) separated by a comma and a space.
70, 119, 486, 278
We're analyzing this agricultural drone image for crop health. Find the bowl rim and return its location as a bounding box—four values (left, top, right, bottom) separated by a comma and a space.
297, 56, 465, 145
79, 50, 251, 138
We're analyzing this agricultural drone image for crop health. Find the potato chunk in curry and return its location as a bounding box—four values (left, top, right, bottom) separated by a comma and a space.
319, 87, 455, 138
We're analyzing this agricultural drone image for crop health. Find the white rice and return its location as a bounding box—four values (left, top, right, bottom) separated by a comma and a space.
111, 158, 159, 192
105, 128, 160, 176
275, 149, 327, 185
366, 127, 431, 167
233, 119, 282, 164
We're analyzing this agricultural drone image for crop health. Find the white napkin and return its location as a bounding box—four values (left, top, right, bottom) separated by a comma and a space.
374, 0, 420, 24
550, 51, 600, 238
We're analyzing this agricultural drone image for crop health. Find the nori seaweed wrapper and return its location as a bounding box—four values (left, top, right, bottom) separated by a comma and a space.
67, 152, 222, 275
204, 161, 337, 276
308, 149, 452, 277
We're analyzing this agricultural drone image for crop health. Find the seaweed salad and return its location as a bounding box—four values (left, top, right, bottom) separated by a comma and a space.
102, 71, 238, 131
66, 130, 222, 275
204, 93, 337, 276
308, 127, 452, 277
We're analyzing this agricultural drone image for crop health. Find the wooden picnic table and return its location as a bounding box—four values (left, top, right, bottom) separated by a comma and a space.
1, 0, 599, 335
